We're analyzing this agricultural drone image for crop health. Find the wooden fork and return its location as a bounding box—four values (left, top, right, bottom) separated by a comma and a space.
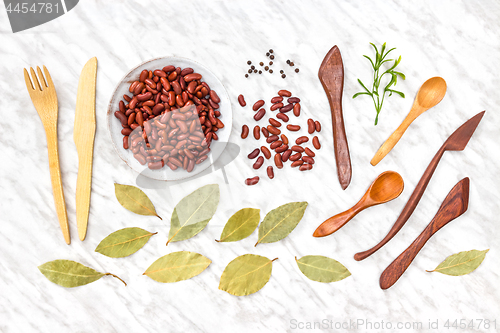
24, 66, 70, 244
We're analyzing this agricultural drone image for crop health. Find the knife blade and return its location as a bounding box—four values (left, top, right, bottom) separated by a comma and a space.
74, 57, 97, 241
318, 45, 352, 190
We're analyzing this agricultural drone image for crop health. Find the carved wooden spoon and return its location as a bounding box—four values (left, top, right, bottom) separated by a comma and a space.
313, 171, 404, 237
371, 77, 447, 166
379, 177, 469, 290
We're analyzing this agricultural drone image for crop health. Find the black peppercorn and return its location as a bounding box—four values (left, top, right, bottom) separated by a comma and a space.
282, 74, 286, 78
286, 60, 290, 64
245, 74, 249, 78
266, 52, 270, 56
264, 66, 269, 71
251, 65, 255, 70
269, 69, 273, 73
295, 68, 299, 73
254, 69, 258, 73
259, 62, 264, 66
247, 61, 252, 65
269, 61, 273, 65
248, 69, 252, 73
269, 49, 273, 53
280, 70, 284, 74
270, 55, 275, 60
259, 70, 262, 74
290, 62, 294, 66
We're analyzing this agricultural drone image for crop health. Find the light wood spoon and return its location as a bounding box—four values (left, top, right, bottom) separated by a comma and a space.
313, 171, 404, 237
371, 77, 447, 166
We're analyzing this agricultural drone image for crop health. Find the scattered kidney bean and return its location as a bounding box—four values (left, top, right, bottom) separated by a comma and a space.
267, 166, 274, 179
307, 119, 316, 134
274, 153, 283, 169
254, 126, 261, 140
282, 149, 292, 162
278, 90, 292, 97
312, 136, 321, 149
267, 125, 281, 135
290, 153, 302, 161
248, 148, 260, 159
287, 124, 301, 131
280, 134, 289, 145
266, 135, 279, 143
254, 108, 266, 121
296, 136, 309, 144
288, 97, 300, 103
271, 96, 283, 103
241, 125, 249, 139
270, 140, 283, 150
304, 147, 315, 157
253, 100, 265, 111
238, 94, 246, 106
291, 145, 304, 153
269, 118, 281, 127
245, 176, 260, 185
276, 113, 289, 122
253, 156, 264, 169
261, 127, 270, 137
261, 146, 271, 159
280, 103, 294, 113
275, 144, 288, 153
293, 103, 301, 116
291, 160, 304, 167
270, 103, 283, 111
300, 163, 313, 171
302, 156, 315, 164
315, 121, 321, 132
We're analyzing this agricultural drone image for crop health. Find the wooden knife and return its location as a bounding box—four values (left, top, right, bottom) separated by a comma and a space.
318, 45, 352, 190
74, 57, 97, 241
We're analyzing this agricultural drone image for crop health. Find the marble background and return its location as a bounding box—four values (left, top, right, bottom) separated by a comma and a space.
0, 0, 499, 332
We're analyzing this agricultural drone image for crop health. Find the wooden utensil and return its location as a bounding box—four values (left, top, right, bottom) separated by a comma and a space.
74, 57, 97, 241
24, 66, 70, 244
318, 45, 352, 190
354, 111, 485, 261
313, 171, 404, 237
370, 77, 447, 166
379, 177, 469, 290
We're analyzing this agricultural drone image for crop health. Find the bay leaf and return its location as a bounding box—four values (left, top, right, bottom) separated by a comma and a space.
38, 260, 126, 288
167, 184, 220, 244
143, 251, 211, 283
95, 227, 157, 258
114, 183, 161, 219
219, 254, 277, 296
295, 255, 351, 283
426, 249, 489, 276
255, 202, 308, 246
216, 208, 260, 242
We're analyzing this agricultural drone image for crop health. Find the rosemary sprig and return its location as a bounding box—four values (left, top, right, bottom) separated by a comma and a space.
353, 42, 406, 125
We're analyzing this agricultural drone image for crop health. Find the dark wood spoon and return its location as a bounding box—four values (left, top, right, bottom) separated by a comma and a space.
354, 111, 485, 261
379, 177, 469, 290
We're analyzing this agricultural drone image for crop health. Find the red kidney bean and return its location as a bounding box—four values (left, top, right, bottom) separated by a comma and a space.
293, 103, 301, 116
209, 90, 220, 104
121, 128, 132, 136
139, 70, 148, 82
127, 113, 136, 126
184, 73, 202, 82
254, 108, 266, 121
280, 103, 294, 113
129, 81, 139, 93
145, 78, 156, 89
275, 144, 288, 153
168, 71, 178, 81
313, 136, 321, 149
291, 160, 304, 168
163, 65, 175, 73
267, 125, 281, 135
307, 118, 316, 134
134, 153, 147, 165
253, 125, 261, 139
287, 124, 300, 131
248, 148, 260, 159
115, 111, 128, 125
290, 153, 302, 161
137, 92, 152, 102
123, 136, 129, 149
270, 140, 283, 150
288, 97, 300, 103
296, 136, 309, 144
302, 156, 315, 164
274, 153, 283, 169
278, 90, 292, 97
181, 67, 194, 76
304, 147, 315, 157
241, 125, 249, 139
261, 127, 270, 138
119, 100, 126, 113
187, 159, 195, 172
266, 135, 279, 143
280, 134, 289, 145
267, 119, 280, 129
245, 176, 260, 186
276, 113, 289, 122
315, 121, 321, 132
123, 94, 131, 102
271, 96, 283, 103
291, 145, 305, 153
253, 100, 265, 111
270, 103, 283, 111
148, 161, 165, 170
267, 166, 274, 179
253, 156, 264, 169
261, 146, 271, 159
282, 149, 292, 162
238, 94, 246, 106
300, 163, 313, 171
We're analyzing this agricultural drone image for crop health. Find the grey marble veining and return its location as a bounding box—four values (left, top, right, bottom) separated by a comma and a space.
0, 0, 499, 332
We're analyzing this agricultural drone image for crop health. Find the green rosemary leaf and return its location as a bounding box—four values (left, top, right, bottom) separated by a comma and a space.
353, 92, 371, 99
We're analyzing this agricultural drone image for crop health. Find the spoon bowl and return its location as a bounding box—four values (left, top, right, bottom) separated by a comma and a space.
313, 171, 404, 237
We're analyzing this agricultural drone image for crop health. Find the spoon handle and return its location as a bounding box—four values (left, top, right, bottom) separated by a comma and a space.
354, 146, 446, 261
313, 201, 365, 237
370, 114, 417, 166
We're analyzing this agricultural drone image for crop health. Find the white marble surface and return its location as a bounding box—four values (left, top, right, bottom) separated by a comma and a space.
1, 0, 499, 332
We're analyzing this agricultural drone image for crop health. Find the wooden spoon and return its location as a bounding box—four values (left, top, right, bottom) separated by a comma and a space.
313, 171, 404, 237
371, 77, 447, 166
380, 177, 469, 290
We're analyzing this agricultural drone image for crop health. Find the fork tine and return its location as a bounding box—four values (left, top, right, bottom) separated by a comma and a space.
24, 68, 34, 91
43, 66, 54, 88
37, 66, 48, 88
30, 67, 42, 91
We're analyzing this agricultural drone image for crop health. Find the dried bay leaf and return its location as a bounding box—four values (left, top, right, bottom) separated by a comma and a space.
38, 260, 126, 288
216, 208, 260, 242
114, 183, 161, 219
255, 202, 308, 246
167, 184, 220, 244
427, 249, 489, 276
219, 254, 277, 296
95, 227, 157, 258
295, 255, 351, 283
143, 251, 211, 283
